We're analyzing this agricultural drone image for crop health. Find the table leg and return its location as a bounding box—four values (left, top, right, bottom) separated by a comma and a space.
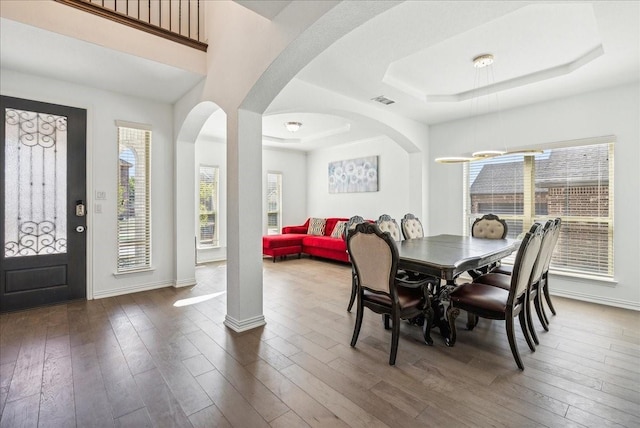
434, 279, 457, 346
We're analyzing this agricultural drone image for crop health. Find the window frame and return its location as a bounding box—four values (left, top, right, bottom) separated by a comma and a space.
463, 140, 614, 279
266, 171, 282, 235
116, 122, 152, 274
198, 164, 219, 248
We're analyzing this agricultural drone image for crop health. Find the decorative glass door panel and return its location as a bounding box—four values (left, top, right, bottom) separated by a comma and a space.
1, 95, 86, 312
4, 108, 67, 257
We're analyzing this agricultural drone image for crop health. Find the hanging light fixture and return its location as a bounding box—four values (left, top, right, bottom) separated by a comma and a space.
284, 121, 302, 133
435, 54, 541, 164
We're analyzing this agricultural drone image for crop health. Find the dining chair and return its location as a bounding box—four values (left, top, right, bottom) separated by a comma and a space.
473, 220, 555, 344
376, 214, 402, 241
400, 213, 424, 240
540, 217, 562, 325
348, 222, 434, 365
378, 214, 439, 286
468, 213, 509, 279
490, 217, 562, 330
345, 215, 366, 312
446, 223, 542, 370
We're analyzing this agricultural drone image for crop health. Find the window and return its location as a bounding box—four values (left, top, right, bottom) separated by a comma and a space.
199, 165, 219, 247
117, 125, 151, 272
266, 172, 282, 235
464, 142, 614, 278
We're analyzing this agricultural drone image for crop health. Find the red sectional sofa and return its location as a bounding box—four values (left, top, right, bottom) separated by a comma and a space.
263, 217, 350, 263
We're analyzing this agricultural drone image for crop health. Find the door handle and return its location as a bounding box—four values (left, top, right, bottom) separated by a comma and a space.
76, 200, 86, 217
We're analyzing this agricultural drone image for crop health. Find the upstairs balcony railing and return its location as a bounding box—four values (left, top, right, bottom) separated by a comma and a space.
55, 0, 207, 51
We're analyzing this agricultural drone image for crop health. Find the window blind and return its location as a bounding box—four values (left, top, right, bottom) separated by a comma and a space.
464, 142, 614, 278
117, 126, 151, 272
266, 172, 282, 235
199, 165, 219, 247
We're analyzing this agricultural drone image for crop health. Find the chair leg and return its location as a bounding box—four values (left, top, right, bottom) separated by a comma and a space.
543, 277, 557, 316
347, 270, 357, 312
521, 305, 537, 350
534, 291, 549, 332
466, 312, 479, 330
389, 311, 400, 365
507, 316, 525, 370
350, 299, 364, 347
445, 306, 460, 347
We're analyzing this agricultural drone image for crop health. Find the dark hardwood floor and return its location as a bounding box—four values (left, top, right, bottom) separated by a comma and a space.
1, 257, 638, 427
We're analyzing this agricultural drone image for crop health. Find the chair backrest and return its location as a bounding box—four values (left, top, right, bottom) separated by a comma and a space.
530, 220, 556, 285
344, 215, 365, 240
347, 223, 398, 295
541, 217, 562, 275
472, 214, 508, 239
508, 223, 543, 304
401, 213, 424, 240
376, 214, 402, 241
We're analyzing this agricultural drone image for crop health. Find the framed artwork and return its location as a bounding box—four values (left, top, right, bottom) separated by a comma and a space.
328, 156, 378, 193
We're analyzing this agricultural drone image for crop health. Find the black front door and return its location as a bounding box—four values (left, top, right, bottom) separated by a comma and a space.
1, 96, 87, 312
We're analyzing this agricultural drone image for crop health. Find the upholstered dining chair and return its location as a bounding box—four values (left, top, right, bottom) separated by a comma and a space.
539, 217, 562, 326
446, 223, 542, 370
345, 215, 366, 312
468, 213, 509, 279
473, 220, 555, 345
401, 213, 424, 240
378, 214, 439, 286
376, 214, 402, 242
491, 217, 562, 330
347, 222, 434, 365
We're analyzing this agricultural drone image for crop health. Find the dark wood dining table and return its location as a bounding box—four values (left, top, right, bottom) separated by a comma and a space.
396, 234, 519, 345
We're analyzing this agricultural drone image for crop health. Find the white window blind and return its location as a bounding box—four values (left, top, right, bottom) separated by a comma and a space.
199, 165, 219, 247
464, 142, 614, 278
266, 172, 282, 235
117, 126, 151, 272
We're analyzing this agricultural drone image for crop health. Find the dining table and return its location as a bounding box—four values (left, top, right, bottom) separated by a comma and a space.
397, 234, 519, 345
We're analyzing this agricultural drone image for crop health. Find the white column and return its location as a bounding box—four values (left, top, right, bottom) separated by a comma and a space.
224, 109, 265, 332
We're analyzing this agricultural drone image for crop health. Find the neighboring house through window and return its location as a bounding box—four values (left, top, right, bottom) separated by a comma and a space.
464, 141, 614, 278
267, 172, 282, 235
117, 123, 151, 272
199, 165, 219, 247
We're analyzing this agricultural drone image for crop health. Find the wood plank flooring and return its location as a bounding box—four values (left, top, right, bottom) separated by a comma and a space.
1, 257, 638, 427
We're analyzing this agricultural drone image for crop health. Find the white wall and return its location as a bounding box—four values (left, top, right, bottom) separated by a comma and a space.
262, 148, 308, 229
429, 83, 640, 309
307, 136, 413, 223
1, 69, 176, 298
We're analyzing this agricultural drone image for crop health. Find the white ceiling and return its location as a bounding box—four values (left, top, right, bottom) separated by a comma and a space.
1, 1, 638, 152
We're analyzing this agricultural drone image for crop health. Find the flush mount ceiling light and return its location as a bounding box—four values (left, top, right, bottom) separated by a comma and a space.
284, 121, 302, 133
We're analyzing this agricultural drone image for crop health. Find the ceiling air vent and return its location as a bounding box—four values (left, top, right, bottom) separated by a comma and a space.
371, 95, 395, 105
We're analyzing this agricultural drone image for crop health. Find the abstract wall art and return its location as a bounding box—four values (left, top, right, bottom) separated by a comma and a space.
328, 156, 378, 193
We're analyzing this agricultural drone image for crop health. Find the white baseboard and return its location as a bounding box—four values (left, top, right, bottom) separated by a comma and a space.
224, 314, 266, 332
92, 280, 174, 299
551, 289, 640, 311
174, 278, 196, 288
